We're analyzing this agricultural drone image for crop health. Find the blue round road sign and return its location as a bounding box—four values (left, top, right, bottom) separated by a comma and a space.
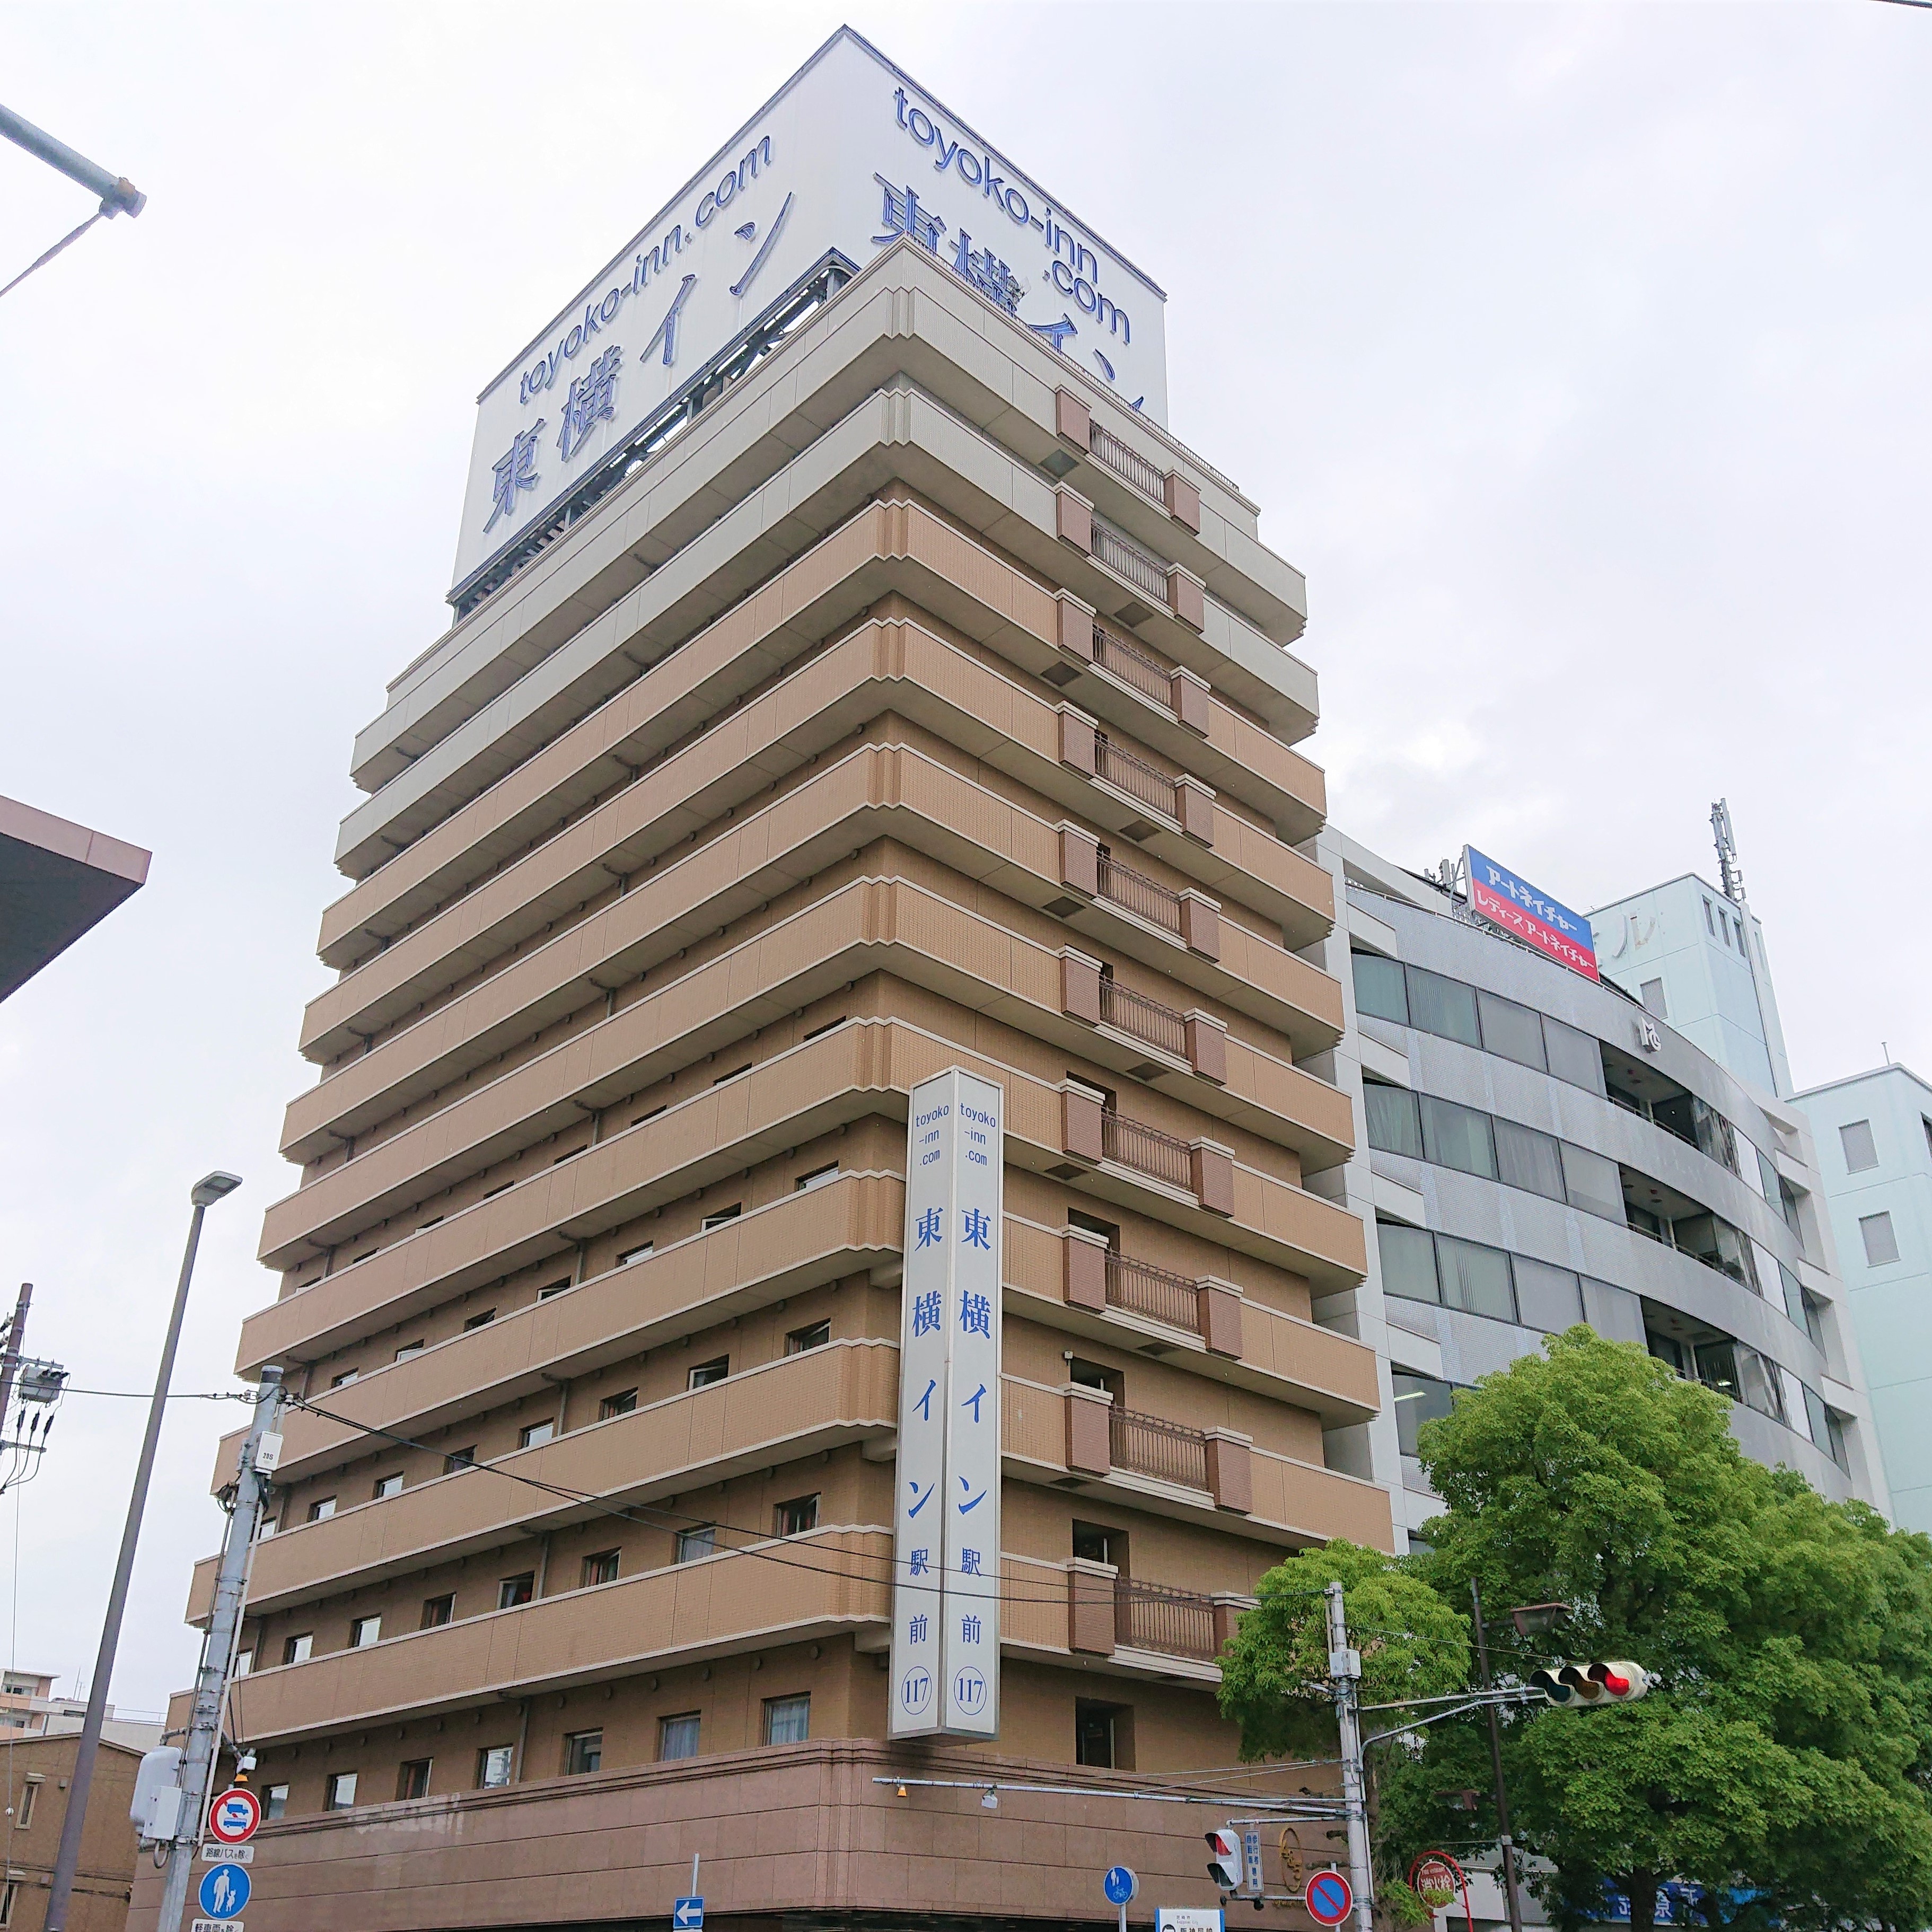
1306, 1870, 1353, 1926
1104, 1866, 1139, 1906
199, 1861, 252, 1919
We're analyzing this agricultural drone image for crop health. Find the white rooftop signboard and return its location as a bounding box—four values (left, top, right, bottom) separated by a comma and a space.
449, 27, 1169, 604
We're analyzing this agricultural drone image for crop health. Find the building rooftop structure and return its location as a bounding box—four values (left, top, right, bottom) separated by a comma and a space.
0, 794, 149, 1004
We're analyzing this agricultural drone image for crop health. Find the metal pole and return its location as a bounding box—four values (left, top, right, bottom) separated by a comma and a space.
45, 1174, 239, 1932
1324, 1580, 1374, 1932
0, 102, 144, 213
155, 1367, 285, 1932
0, 1284, 32, 1430
1470, 1582, 1525, 1932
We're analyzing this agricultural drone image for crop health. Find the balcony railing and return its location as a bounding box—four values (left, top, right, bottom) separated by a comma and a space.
1101, 1108, 1192, 1191
1104, 1251, 1201, 1333
1110, 1408, 1209, 1490
1091, 512, 1170, 602
1088, 422, 1167, 506
1096, 851, 1182, 934
1114, 1578, 1219, 1661
1091, 624, 1173, 706
1098, 978, 1187, 1059
1095, 737, 1179, 819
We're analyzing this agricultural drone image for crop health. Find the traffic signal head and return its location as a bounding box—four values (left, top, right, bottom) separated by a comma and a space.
1206, 1827, 1244, 1893
1529, 1660, 1652, 1707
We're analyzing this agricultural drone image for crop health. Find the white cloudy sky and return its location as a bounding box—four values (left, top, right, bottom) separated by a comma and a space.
1, 2, 1926, 1710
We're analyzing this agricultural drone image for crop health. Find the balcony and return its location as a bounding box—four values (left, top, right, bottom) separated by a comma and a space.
1114, 1578, 1224, 1662
1102, 1108, 1193, 1192
1096, 737, 1181, 822
1096, 850, 1182, 934
1110, 1407, 1209, 1490
1092, 623, 1174, 708
1099, 976, 1188, 1060
1087, 420, 1170, 509
1105, 1251, 1204, 1334
1090, 511, 1171, 604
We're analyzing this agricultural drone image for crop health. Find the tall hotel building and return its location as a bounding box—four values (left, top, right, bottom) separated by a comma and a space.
154, 32, 1392, 1930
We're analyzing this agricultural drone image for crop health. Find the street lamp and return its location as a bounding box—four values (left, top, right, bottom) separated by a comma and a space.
44, 1172, 242, 1932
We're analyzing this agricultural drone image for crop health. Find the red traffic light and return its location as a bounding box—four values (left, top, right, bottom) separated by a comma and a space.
1205, 1828, 1244, 1893
1529, 1660, 1652, 1707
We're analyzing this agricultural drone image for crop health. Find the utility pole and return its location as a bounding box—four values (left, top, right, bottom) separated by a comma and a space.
0, 1284, 31, 1421
155, 1366, 285, 1932
1470, 1582, 1525, 1932
45, 1171, 241, 1932
1324, 1580, 1375, 1932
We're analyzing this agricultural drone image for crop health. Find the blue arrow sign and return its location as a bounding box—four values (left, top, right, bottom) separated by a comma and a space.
199, 1862, 252, 1919
1104, 1867, 1138, 1906
673, 1898, 705, 1930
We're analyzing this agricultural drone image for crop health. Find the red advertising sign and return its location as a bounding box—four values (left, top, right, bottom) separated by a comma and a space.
1464, 846, 1599, 981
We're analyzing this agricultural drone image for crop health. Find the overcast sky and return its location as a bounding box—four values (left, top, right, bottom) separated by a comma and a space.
2, 1, 1926, 1713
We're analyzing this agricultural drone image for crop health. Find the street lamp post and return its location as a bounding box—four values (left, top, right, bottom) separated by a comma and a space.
43, 1172, 241, 1932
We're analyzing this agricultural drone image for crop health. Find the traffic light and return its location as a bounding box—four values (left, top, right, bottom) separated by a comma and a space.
1206, 1827, 1245, 1893
1528, 1660, 1652, 1708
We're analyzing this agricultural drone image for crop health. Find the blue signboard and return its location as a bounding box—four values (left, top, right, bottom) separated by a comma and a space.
673, 1899, 705, 1930
1464, 845, 1600, 981
199, 1862, 252, 1919
1104, 1866, 1139, 1905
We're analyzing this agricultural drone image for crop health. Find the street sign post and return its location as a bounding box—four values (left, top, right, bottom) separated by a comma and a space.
206, 1787, 261, 1845
1104, 1864, 1138, 1932
673, 1900, 704, 1930
198, 1844, 253, 1863
1306, 1872, 1354, 1927
198, 1864, 251, 1920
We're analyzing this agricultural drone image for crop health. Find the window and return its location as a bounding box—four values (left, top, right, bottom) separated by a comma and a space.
795, 1163, 839, 1192
306, 1496, 336, 1523
324, 1771, 358, 1811
1075, 1699, 1128, 1769
1436, 1236, 1514, 1322
688, 1356, 730, 1390
258, 1518, 278, 1539
801, 1015, 847, 1042
1419, 1094, 1496, 1179
553, 1144, 588, 1163
1542, 1016, 1605, 1094
1073, 1522, 1122, 1568
265, 1784, 290, 1820
676, 1525, 716, 1563
537, 1279, 572, 1301
631, 1105, 668, 1127
1560, 1143, 1625, 1223
330, 1369, 359, 1389
349, 1615, 381, 1649
1351, 952, 1408, 1025
762, 1694, 811, 1745
1391, 1372, 1456, 1457
1703, 897, 1716, 934
1477, 990, 1546, 1070
1924, 1117, 1932, 1163
711, 1066, 752, 1086
482, 1179, 514, 1199
1511, 1257, 1584, 1332
1494, 1117, 1565, 1200
700, 1203, 743, 1231
582, 1549, 620, 1586
1363, 1082, 1422, 1160
1691, 1338, 1741, 1403
283, 1633, 313, 1665
477, 1745, 514, 1789
564, 1729, 603, 1775
786, 1320, 831, 1354
233, 1649, 253, 1678
421, 1594, 455, 1629
1639, 978, 1668, 1019
775, 1495, 819, 1537
373, 1473, 403, 1500
16, 1782, 36, 1829
600, 1388, 638, 1419
1840, 1120, 1880, 1173
462, 1309, 496, 1331
2, 1882, 16, 1926
617, 1242, 654, 1267
519, 1420, 555, 1450
397, 1759, 432, 1801
394, 1341, 425, 1363
1406, 966, 1481, 1046
659, 1712, 701, 1761
1861, 1211, 1901, 1267
1376, 1221, 1439, 1305
445, 1446, 477, 1472
1735, 1349, 1787, 1424
498, 1573, 535, 1609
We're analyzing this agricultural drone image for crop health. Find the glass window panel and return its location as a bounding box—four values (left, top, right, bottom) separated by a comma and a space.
1803, 1386, 1831, 1454
1436, 1236, 1515, 1322
1840, 1120, 1878, 1173
1693, 1338, 1742, 1403
1861, 1211, 1900, 1266
1420, 1095, 1497, 1178
1364, 1083, 1423, 1160
1392, 1371, 1457, 1457
1512, 1257, 1585, 1332
1736, 1348, 1787, 1422
1376, 1222, 1441, 1304
1693, 1099, 1740, 1175
1777, 1261, 1807, 1331
1477, 991, 1546, 1070
1406, 968, 1481, 1047
658, 1714, 700, 1762
763, 1694, 811, 1745
1542, 1017, 1605, 1095
1758, 1148, 1781, 1201
1560, 1143, 1625, 1222
1495, 1118, 1567, 1200
1351, 952, 1409, 1025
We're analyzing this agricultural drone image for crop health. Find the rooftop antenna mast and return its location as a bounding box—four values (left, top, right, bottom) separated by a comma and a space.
1711, 799, 1744, 904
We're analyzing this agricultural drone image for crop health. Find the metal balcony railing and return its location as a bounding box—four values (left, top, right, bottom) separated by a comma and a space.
1110, 1407, 1209, 1490
1103, 1251, 1202, 1333
1095, 736, 1179, 819
1088, 422, 1167, 506
1101, 1108, 1192, 1191
1091, 512, 1170, 602
1096, 851, 1182, 934
1114, 1578, 1218, 1661
1091, 624, 1173, 706
1097, 978, 1187, 1059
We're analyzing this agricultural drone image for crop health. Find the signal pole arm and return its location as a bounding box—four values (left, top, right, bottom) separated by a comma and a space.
154, 1367, 286, 1932
0, 102, 144, 214
1324, 1582, 1375, 1932
1470, 1583, 1525, 1932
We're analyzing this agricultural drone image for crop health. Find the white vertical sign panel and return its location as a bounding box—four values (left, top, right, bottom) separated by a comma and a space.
889, 1067, 1004, 1739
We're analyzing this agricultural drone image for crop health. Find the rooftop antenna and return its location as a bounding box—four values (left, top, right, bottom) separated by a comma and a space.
1711, 799, 1744, 904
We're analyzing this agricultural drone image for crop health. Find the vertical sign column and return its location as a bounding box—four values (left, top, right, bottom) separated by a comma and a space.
888, 1068, 1004, 1740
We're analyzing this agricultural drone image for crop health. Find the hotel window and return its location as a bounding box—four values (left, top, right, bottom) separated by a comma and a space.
444, 1446, 477, 1472
233, 1649, 253, 1678
283, 1633, 313, 1665
519, 1420, 555, 1450
659, 1712, 701, 1761
537, 1279, 573, 1302
1861, 1212, 1901, 1267
305, 1496, 336, 1523
582, 1549, 620, 1586
323, 1771, 358, 1811
476, 1745, 514, 1788
676, 1525, 716, 1564
617, 1242, 654, 1267
462, 1309, 496, 1331
498, 1572, 535, 1609
795, 1163, 838, 1192
348, 1615, 381, 1649
775, 1495, 819, 1538
600, 1388, 638, 1419
396, 1759, 432, 1801
265, 1784, 289, 1820
421, 1594, 455, 1629
1075, 1699, 1129, 1769
563, 1729, 603, 1775
393, 1340, 425, 1362
16, 1781, 36, 1828
330, 1369, 359, 1389
762, 1694, 811, 1745
785, 1320, 831, 1354
1840, 1120, 1879, 1173
373, 1473, 403, 1500
700, 1203, 743, 1231
688, 1356, 729, 1390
